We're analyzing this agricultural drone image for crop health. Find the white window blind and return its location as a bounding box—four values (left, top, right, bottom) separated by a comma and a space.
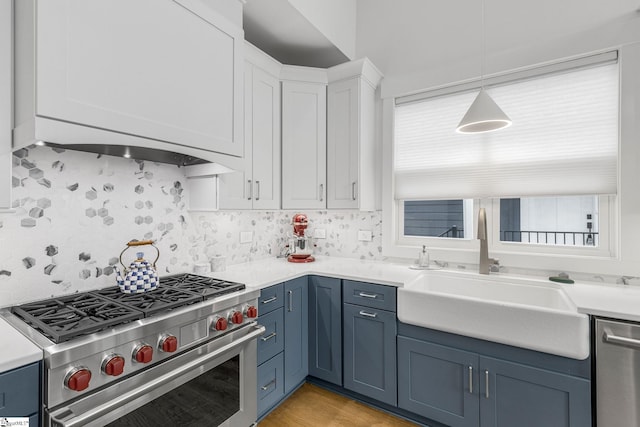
394, 61, 619, 200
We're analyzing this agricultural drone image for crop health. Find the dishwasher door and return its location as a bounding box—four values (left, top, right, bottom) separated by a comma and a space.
596, 318, 640, 427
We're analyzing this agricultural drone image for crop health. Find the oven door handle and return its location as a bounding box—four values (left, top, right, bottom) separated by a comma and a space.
49, 324, 266, 427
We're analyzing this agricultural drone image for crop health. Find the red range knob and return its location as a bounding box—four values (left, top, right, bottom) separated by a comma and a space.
134, 345, 153, 363
245, 305, 258, 318
230, 311, 244, 325
102, 356, 125, 376
160, 335, 178, 353
213, 316, 228, 331
66, 368, 92, 391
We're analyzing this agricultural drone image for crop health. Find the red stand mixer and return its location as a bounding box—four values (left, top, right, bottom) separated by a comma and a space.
287, 213, 315, 263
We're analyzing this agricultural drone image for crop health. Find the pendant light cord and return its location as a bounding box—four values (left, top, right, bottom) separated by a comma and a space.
481, 0, 486, 89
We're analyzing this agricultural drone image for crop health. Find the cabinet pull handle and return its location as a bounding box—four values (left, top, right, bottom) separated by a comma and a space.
255, 180, 260, 201
288, 290, 293, 312
352, 181, 357, 201
359, 310, 377, 318
248, 179, 252, 200
485, 370, 489, 398
358, 292, 378, 299
319, 183, 324, 202
261, 332, 277, 342
261, 296, 277, 304
261, 379, 277, 391
469, 366, 473, 393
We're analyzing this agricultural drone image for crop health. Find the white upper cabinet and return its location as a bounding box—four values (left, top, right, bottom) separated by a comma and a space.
219, 44, 281, 210
281, 67, 328, 210
1, 0, 11, 210
13, 0, 244, 160
327, 59, 383, 210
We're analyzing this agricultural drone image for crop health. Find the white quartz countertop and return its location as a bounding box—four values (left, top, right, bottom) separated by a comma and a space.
212, 256, 640, 323
0, 317, 42, 373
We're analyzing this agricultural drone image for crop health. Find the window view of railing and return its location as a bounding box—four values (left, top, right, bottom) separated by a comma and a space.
438, 225, 464, 238
501, 230, 598, 246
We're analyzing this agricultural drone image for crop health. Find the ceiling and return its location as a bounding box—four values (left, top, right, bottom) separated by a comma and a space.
243, 0, 349, 68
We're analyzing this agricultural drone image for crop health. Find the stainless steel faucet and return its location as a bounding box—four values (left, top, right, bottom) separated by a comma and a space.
477, 207, 499, 274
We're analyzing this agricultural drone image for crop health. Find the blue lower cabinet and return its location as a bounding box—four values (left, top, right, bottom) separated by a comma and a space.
0, 362, 40, 422
343, 303, 397, 406
284, 277, 308, 394
397, 332, 592, 427
480, 356, 591, 427
257, 352, 285, 418
398, 337, 479, 427
257, 307, 284, 365
308, 276, 342, 386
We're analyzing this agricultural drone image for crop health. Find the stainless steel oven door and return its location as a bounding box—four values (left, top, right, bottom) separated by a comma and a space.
47, 323, 265, 427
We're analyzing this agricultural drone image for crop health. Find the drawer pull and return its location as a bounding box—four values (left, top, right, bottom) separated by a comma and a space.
469, 366, 473, 394
358, 292, 378, 299
261, 332, 277, 342
261, 379, 276, 391
359, 310, 377, 318
261, 296, 277, 304
288, 290, 293, 312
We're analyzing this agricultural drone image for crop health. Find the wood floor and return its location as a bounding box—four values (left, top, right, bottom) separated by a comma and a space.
258, 383, 418, 427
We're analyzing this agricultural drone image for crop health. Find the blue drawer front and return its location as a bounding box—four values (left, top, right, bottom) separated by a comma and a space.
259, 283, 284, 315
0, 362, 40, 417
343, 280, 396, 312
257, 307, 284, 365
257, 352, 284, 418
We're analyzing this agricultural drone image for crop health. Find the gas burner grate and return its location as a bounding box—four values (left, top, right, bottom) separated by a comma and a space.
11, 293, 143, 343
161, 274, 246, 299
91, 286, 203, 316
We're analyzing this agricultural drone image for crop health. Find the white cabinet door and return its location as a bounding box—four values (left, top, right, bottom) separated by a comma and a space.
0, 0, 11, 210
281, 81, 327, 210
251, 67, 281, 210
35, 0, 244, 157
327, 78, 359, 209
219, 61, 281, 210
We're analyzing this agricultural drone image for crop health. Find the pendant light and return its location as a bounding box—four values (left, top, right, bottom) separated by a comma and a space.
456, 0, 511, 134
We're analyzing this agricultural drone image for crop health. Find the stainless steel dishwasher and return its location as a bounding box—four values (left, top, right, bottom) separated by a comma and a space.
595, 318, 640, 427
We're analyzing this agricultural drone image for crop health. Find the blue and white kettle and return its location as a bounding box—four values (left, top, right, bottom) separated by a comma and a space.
115, 240, 160, 293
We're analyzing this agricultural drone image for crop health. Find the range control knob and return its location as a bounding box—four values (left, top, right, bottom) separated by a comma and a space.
229, 311, 244, 325
65, 368, 92, 392
212, 316, 228, 331
133, 344, 153, 364
102, 355, 125, 376
159, 335, 178, 353
245, 305, 258, 319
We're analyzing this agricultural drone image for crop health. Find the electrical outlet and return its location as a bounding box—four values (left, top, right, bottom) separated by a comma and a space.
357, 230, 373, 242
240, 231, 253, 244
314, 229, 326, 239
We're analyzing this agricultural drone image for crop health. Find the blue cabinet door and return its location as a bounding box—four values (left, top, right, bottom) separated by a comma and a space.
0, 362, 40, 418
284, 276, 309, 394
343, 302, 397, 406
308, 276, 342, 385
257, 307, 284, 365
257, 352, 285, 418
479, 356, 591, 427
398, 337, 480, 427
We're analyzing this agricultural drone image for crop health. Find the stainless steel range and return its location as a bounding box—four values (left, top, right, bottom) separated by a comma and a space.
1, 274, 265, 427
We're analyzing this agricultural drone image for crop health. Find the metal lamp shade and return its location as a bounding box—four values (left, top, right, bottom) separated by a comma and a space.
456, 89, 512, 133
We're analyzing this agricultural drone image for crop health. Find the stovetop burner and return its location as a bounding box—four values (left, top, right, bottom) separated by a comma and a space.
161, 274, 246, 300
11, 293, 143, 343
11, 273, 245, 344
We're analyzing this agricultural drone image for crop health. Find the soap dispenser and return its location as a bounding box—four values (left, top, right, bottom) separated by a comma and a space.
418, 245, 430, 268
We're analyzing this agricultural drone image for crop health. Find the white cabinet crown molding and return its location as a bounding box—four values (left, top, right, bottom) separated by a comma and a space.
280, 65, 328, 84
328, 57, 384, 88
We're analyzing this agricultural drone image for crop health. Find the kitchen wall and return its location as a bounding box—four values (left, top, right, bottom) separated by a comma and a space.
0, 146, 382, 307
